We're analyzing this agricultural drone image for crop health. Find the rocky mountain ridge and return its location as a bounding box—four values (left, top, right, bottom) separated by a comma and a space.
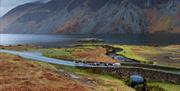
0, 0, 180, 34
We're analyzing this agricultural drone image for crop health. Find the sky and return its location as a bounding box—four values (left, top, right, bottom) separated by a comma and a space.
0, 0, 51, 17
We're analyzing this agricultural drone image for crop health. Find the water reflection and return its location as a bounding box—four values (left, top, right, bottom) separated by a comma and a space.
0, 34, 180, 47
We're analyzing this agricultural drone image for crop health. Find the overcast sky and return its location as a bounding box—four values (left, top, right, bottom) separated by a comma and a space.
0, 0, 51, 17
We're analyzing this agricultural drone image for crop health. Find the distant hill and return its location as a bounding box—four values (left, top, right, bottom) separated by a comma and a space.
0, 0, 180, 34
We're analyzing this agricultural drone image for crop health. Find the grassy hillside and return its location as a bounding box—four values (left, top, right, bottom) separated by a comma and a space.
0, 53, 89, 91
0, 53, 134, 91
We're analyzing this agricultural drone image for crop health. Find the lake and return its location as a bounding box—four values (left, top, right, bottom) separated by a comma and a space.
0, 34, 180, 47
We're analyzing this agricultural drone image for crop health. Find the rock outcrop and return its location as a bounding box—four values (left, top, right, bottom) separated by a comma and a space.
0, 0, 180, 34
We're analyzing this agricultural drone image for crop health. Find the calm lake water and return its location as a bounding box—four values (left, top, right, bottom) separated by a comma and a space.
0, 34, 180, 47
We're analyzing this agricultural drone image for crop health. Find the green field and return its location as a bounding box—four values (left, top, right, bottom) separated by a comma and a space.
147, 82, 180, 91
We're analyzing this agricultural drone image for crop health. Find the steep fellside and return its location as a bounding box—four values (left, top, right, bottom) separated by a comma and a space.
0, 0, 180, 34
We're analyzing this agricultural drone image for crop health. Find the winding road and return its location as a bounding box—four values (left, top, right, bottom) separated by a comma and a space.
0, 49, 77, 66
0, 49, 180, 75
0, 49, 112, 67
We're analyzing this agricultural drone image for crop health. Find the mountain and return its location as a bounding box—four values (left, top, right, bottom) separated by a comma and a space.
0, 0, 180, 34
